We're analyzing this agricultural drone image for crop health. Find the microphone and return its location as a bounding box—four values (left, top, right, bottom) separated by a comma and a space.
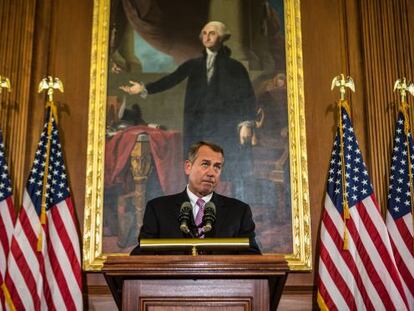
202, 201, 216, 233
178, 202, 193, 234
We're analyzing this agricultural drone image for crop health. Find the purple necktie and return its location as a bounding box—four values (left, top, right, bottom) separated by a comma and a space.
195, 198, 205, 237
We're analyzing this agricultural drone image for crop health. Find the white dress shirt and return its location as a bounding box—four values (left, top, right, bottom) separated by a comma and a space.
186, 186, 213, 221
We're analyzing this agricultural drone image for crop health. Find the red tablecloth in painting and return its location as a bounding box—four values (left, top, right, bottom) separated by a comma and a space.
105, 126, 185, 195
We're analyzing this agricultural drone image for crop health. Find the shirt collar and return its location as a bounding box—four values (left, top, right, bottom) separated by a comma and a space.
186, 185, 213, 207
206, 48, 218, 57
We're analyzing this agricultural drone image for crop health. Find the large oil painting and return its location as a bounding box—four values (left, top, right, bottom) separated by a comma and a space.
83, 0, 311, 271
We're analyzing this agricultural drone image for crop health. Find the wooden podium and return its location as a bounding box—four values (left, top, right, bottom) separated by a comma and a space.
103, 255, 289, 310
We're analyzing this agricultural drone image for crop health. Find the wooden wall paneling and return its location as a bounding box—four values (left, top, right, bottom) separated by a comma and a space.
394, 0, 413, 78
297, 0, 361, 294
409, 1, 414, 76
361, 1, 387, 212
0, 0, 37, 206
409, 0, 414, 117
343, 0, 367, 153
296, 1, 368, 308
13, 0, 94, 228
36, 0, 93, 222
397, 0, 414, 126
28, 0, 94, 307
360, 0, 414, 212
23, 0, 56, 201
299, 0, 334, 290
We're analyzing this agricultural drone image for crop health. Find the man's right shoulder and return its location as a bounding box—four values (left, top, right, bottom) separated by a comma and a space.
147, 192, 184, 207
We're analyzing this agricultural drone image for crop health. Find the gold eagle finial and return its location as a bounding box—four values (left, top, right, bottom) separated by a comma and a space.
331, 74, 355, 100
38, 76, 64, 102
393, 78, 414, 102
0, 76, 11, 94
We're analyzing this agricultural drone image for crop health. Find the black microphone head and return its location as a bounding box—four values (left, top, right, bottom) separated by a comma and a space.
180, 201, 192, 213
202, 201, 216, 233
179, 201, 192, 233
204, 201, 216, 214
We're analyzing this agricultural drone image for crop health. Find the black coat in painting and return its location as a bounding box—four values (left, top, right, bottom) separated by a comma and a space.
145, 46, 256, 183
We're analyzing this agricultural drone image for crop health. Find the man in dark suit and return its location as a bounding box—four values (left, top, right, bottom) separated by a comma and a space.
121, 21, 256, 201
130, 141, 260, 254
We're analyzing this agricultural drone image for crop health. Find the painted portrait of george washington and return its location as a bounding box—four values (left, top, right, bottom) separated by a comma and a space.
102, 0, 291, 255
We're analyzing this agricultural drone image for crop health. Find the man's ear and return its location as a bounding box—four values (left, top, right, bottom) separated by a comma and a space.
184, 160, 192, 175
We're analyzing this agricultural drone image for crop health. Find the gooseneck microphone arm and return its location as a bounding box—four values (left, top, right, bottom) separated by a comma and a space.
202, 201, 216, 234
178, 202, 194, 237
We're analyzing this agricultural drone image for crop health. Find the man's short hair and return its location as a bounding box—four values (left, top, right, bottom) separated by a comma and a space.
199, 21, 231, 42
187, 141, 224, 163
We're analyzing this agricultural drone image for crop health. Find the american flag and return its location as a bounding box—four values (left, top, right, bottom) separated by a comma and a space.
387, 108, 414, 309
4, 108, 82, 310
0, 132, 16, 310
317, 102, 409, 310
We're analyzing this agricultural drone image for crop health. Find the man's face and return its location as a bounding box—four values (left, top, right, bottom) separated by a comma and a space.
185, 145, 224, 197
201, 24, 222, 51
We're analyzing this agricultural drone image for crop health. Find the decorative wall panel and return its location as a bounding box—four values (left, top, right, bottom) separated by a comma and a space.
360, 0, 414, 210
0, 0, 37, 204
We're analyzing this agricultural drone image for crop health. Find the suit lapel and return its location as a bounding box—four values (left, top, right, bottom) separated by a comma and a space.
206, 192, 229, 238
174, 189, 190, 208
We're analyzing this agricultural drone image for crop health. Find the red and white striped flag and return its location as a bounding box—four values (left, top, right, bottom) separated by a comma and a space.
4, 105, 82, 310
386, 106, 414, 309
317, 101, 409, 310
0, 132, 16, 310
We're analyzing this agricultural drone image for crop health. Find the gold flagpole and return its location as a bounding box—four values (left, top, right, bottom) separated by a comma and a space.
36, 76, 64, 251
393, 78, 414, 252
331, 74, 355, 250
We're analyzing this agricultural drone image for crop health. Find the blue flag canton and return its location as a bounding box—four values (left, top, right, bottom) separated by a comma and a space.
327, 109, 373, 213
0, 132, 12, 200
387, 112, 414, 219
26, 118, 70, 215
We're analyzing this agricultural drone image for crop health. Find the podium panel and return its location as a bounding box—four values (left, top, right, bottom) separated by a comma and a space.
103, 255, 288, 311
122, 279, 269, 310
124, 279, 267, 310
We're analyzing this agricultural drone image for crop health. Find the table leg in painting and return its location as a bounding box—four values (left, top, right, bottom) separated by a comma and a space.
130, 134, 152, 236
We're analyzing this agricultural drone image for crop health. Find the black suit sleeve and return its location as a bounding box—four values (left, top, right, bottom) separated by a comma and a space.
130, 201, 158, 255
146, 60, 192, 94
238, 204, 261, 254
138, 201, 159, 238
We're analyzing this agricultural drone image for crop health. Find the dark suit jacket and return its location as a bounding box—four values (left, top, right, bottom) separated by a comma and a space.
130, 190, 261, 255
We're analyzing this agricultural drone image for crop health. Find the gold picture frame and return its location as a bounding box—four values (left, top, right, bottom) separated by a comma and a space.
83, 0, 311, 271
